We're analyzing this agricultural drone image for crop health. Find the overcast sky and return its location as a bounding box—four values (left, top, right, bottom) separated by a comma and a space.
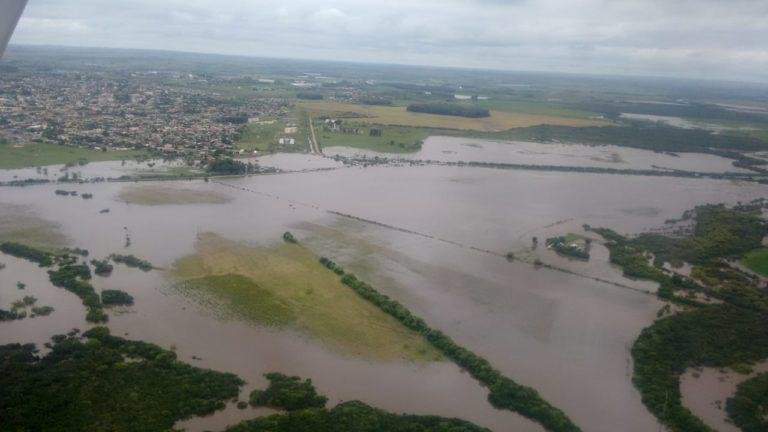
9, 0, 768, 82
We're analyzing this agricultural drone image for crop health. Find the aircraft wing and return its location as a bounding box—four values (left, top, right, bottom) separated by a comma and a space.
0, 0, 28, 58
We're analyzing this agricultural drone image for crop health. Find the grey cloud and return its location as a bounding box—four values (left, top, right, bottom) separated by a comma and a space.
9, 0, 768, 82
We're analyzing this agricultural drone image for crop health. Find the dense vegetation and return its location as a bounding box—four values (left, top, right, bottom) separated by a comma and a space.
249, 372, 328, 410
48, 262, 107, 323
593, 204, 768, 304
0, 241, 53, 266
359, 97, 392, 106
101, 289, 135, 306
593, 204, 768, 432
282, 231, 298, 244
726, 372, 768, 432
226, 400, 491, 432
110, 254, 154, 271
0, 327, 243, 432
483, 123, 768, 154
296, 92, 323, 100
207, 157, 255, 174
90, 258, 114, 276
320, 258, 581, 432
632, 305, 768, 432
741, 247, 768, 277
545, 236, 590, 260
406, 102, 490, 118
573, 100, 768, 124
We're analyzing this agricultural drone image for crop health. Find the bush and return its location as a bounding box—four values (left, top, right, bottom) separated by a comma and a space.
110, 254, 153, 271
0, 328, 243, 431
101, 290, 134, 306
226, 400, 489, 432
726, 372, 768, 432
0, 242, 53, 267
90, 259, 114, 276
48, 263, 105, 323
249, 373, 327, 411
207, 158, 254, 175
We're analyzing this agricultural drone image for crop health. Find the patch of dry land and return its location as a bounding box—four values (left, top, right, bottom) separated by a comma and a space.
0, 204, 68, 249
172, 233, 441, 361
118, 185, 232, 206
300, 101, 609, 132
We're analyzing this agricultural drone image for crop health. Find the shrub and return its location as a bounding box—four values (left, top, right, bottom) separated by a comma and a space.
249, 373, 327, 411
101, 290, 134, 306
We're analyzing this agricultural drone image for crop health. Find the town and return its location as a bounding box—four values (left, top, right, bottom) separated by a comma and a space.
0, 67, 298, 161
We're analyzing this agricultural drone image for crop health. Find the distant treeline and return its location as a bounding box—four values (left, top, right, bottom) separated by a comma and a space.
218, 114, 249, 124
319, 257, 581, 432
297, 92, 323, 100
227, 400, 490, 432
482, 124, 768, 153
407, 102, 490, 118
359, 97, 392, 106
572, 101, 768, 124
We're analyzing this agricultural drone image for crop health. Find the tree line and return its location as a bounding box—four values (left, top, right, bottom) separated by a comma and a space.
406, 102, 490, 118
319, 257, 581, 432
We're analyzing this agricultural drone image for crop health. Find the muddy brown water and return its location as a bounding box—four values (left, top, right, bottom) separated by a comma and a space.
1, 163, 766, 432
680, 362, 768, 432
324, 135, 751, 174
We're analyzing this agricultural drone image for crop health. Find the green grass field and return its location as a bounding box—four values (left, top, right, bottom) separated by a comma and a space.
0, 142, 147, 169
742, 248, 768, 276
173, 233, 441, 361
317, 123, 428, 153
235, 120, 285, 152
300, 101, 609, 132
471, 99, 601, 120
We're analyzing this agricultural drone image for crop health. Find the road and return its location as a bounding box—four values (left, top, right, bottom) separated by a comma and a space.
308, 115, 322, 154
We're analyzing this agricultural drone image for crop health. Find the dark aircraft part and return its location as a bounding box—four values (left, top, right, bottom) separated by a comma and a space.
0, 0, 28, 58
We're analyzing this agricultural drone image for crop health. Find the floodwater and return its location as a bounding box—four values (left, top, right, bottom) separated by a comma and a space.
0, 158, 193, 182
324, 136, 749, 174
680, 362, 768, 432
0, 154, 340, 183
1, 163, 767, 432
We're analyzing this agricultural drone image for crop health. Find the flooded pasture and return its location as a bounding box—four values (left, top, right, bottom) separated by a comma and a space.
324, 135, 750, 174
1, 160, 766, 432
0, 158, 194, 183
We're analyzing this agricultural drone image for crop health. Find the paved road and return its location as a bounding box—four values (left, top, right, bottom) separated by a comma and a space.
308, 115, 322, 154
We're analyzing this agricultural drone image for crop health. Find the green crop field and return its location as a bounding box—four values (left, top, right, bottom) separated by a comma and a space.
235, 120, 285, 152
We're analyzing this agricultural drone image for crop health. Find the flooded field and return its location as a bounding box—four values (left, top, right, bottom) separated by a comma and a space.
0, 158, 195, 183
325, 136, 749, 174
1, 163, 766, 432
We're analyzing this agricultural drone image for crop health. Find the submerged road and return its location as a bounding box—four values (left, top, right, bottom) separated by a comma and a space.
212, 178, 653, 296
